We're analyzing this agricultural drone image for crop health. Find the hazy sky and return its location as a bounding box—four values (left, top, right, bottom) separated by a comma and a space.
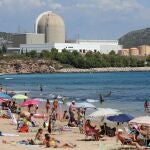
0, 0, 150, 40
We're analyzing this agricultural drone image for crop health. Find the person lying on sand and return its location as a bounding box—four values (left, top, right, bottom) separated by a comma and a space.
116, 129, 149, 150
45, 134, 76, 148
2, 128, 46, 145
29, 128, 44, 145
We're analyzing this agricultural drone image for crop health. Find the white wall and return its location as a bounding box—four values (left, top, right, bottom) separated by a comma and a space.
20, 41, 122, 54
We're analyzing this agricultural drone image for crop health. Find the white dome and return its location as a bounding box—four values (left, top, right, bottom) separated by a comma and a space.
35, 11, 65, 43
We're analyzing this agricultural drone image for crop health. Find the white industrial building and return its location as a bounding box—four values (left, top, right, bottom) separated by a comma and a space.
20, 40, 122, 54
7, 11, 122, 54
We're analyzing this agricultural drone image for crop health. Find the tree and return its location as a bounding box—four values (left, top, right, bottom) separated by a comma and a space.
40, 50, 51, 58
29, 50, 37, 58
2, 44, 7, 53
0, 48, 3, 56
109, 50, 116, 55
51, 48, 58, 60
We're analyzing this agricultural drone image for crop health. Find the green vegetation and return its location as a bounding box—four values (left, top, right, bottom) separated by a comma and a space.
119, 28, 150, 48
0, 49, 149, 68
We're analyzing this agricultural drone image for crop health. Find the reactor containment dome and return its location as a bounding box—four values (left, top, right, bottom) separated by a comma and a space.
35, 11, 65, 43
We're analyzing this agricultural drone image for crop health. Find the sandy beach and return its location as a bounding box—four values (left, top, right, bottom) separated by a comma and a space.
0, 106, 133, 150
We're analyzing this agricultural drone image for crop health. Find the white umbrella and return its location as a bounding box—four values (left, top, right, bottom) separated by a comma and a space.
33, 98, 46, 102
129, 116, 150, 126
88, 108, 120, 120
66, 102, 96, 109
75, 102, 96, 109
129, 116, 150, 147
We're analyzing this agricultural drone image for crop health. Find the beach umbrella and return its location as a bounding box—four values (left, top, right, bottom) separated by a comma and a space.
88, 108, 120, 120
20, 99, 40, 107
66, 102, 96, 109
107, 114, 134, 123
129, 116, 150, 126
75, 102, 96, 109
12, 94, 28, 100
33, 98, 46, 102
0, 98, 7, 103
0, 93, 11, 99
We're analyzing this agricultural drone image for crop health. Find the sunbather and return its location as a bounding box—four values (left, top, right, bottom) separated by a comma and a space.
116, 129, 149, 150
84, 119, 101, 140
30, 128, 44, 145
45, 134, 76, 148
2, 129, 46, 145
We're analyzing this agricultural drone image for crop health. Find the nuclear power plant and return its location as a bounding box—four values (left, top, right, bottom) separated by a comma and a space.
8, 11, 122, 54
35, 11, 65, 43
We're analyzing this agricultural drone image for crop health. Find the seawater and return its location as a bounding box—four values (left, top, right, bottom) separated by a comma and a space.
0, 72, 150, 116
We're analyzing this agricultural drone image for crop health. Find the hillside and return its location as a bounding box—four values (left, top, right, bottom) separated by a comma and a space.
0, 32, 13, 41
119, 28, 150, 48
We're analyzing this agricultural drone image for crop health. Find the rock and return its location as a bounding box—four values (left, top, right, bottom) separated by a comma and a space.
0, 59, 56, 74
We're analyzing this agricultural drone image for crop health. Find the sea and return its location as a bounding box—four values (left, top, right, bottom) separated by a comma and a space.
0, 72, 150, 117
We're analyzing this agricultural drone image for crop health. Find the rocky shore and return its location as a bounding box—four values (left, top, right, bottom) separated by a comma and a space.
0, 59, 150, 74
0, 59, 56, 74
57, 67, 150, 73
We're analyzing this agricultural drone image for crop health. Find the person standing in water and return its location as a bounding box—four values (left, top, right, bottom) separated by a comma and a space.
144, 100, 149, 112
99, 94, 104, 104
40, 85, 43, 92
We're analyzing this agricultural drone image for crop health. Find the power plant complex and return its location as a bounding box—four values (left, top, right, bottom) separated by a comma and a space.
8, 11, 123, 54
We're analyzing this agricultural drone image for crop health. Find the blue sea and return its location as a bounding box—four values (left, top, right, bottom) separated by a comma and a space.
0, 72, 150, 116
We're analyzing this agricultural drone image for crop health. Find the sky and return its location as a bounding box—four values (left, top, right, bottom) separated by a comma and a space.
0, 0, 150, 40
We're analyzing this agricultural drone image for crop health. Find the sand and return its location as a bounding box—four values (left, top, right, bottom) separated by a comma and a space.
0, 107, 135, 150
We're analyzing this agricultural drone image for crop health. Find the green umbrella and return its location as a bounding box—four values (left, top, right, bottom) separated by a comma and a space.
12, 94, 28, 100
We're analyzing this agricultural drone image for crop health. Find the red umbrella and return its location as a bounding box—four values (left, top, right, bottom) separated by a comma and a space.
20, 99, 40, 107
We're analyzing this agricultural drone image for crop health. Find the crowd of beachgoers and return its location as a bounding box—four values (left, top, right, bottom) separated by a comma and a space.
0, 85, 150, 150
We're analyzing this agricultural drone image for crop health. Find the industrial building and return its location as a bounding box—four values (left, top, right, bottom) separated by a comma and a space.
36, 11, 65, 43
118, 45, 150, 56
20, 40, 122, 54
12, 33, 45, 47
7, 11, 122, 54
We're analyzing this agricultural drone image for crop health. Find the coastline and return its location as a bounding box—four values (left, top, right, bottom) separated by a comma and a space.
1, 67, 150, 75
57, 67, 150, 73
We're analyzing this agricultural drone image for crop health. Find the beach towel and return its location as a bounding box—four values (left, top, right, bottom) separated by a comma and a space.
0, 132, 19, 136
19, 125, 29, 133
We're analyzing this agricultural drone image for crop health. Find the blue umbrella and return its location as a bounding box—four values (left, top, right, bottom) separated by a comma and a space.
107, 114, 134, 123
0, 93, 11, 99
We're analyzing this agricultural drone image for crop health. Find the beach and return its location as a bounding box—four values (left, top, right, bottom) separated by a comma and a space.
0, 107, 134, 150
0, 72, 150, 150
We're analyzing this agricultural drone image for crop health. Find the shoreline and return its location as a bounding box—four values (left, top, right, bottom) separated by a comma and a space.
1, 67, 150, 75
57, 67, 150, 73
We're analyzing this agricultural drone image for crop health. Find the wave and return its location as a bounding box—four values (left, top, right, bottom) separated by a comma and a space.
86, 99, 99, 103
15, 91, 30, 94
5, 78, 13, 80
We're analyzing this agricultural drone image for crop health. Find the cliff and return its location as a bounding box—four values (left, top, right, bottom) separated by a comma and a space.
0, 59, 57, 74
119, 28, 150, 48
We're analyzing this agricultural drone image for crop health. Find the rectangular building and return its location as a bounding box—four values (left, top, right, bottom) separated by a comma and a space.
12, 33, 45, 47
20, 40, 122, 54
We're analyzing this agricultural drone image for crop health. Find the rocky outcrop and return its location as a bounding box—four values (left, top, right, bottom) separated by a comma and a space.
0, 59, 56, 74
